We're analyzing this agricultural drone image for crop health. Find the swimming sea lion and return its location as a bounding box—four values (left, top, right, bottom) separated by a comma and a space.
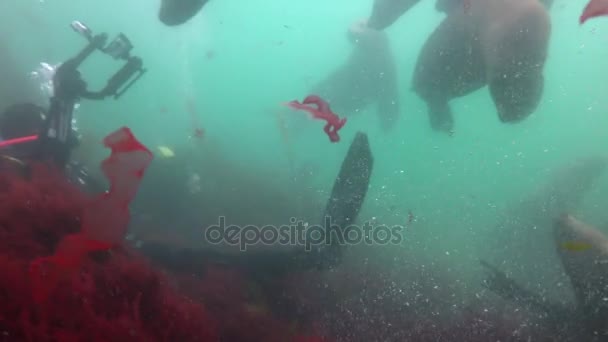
411, 12, 484, 131
159, 0, 209, 26
368, 0, 551, 132
554, 215, 608, 338
312, 20, 400, 132
485, 156, 607, 297
413, 0, 551, 132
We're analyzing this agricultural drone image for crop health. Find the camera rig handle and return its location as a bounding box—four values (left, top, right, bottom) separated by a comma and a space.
38, 21, 147, 168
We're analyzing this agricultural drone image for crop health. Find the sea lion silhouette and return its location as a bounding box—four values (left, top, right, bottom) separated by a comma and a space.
412, 0, 551, 132
159, 0, 209, 26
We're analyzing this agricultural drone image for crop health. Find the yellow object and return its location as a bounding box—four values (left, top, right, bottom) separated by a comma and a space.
561, 241, 593, 252
157, 146, 175, 158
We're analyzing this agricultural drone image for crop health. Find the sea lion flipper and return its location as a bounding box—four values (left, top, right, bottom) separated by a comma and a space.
412, 14, 485, 132
427, 101, 454, 133
316, 132, 373, 267
484, 3, 550, 123
159, 0, 208, 26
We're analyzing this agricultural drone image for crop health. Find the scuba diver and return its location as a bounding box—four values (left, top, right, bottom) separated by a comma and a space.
0, 18, 374, 330
0, 103, 47, 160
158, 0, 210, 26
0, 20, 375, 279
0, 21, 146, 189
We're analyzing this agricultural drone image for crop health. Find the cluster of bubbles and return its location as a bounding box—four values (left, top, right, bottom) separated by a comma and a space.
30, 62, 56, 100
187, 172, 201, 194
30, 62, 81, 133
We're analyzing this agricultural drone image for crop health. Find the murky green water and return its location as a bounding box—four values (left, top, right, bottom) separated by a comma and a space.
1, 0, 608, 338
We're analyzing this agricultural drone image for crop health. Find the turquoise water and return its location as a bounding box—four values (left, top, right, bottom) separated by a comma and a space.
2, 0, 608, 337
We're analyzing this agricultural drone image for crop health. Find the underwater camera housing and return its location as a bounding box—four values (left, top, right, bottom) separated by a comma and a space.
0, 22, 147, 176
35, 21, 148, 168
69, 20, 146, 99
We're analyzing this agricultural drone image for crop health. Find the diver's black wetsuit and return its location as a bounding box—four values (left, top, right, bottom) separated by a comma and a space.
0, 103, 97, 193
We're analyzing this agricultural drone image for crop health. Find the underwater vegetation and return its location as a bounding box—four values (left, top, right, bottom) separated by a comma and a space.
0, 127, 602, 341
0, 128, 325, 341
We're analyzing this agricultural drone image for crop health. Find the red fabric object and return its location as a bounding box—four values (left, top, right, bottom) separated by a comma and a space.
580, 0, 608, 24
29, 127, 153, 304
82, 127, 153, 244
285, 95, 347, 143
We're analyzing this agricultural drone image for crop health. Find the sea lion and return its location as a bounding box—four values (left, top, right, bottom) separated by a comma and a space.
484, 156, 607, 297
480, 213, 608, 340
554, 215, 608, 338
159, 0, 209, 26
411, 12, 484, 131
413, 0, 551, 132
312, 20, 400, 132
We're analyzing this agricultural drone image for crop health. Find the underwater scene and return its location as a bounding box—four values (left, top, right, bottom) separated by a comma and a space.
1, 0, 608, 341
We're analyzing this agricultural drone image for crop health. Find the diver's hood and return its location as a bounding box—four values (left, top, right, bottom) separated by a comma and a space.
158, 0, 208, 26
0, 103, 45, 140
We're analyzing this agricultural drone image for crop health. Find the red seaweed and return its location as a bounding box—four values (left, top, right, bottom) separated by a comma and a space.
29, 127, 153, 304
83, 127, 153, 244
285, 95, 347, 143
0, 126, 332, 341
173, 266, 331, 342
0, 159, 217, 341
580, 0, 608, 24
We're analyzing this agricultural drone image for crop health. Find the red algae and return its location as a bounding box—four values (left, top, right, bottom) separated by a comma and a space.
0, 126, 328, 341
174, 266, 330, 342
0, 127, 216, 341
0, 176, 217, 341
30, 127, 153, 304
84, 127, 153, 244
10, 251, 218, 342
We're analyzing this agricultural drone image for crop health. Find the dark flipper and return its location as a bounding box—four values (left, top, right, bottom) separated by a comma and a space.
367, 0, 422, 30
427, 101, 454, 133
239, 131, 374, 274
139, 132, 374, 275
313, 132, 373, 268
480, 260, 572, 328
412, 14, 485, 132
554, 215, 608, 336
484, 156, 607, 292
158, 0, 209, 26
